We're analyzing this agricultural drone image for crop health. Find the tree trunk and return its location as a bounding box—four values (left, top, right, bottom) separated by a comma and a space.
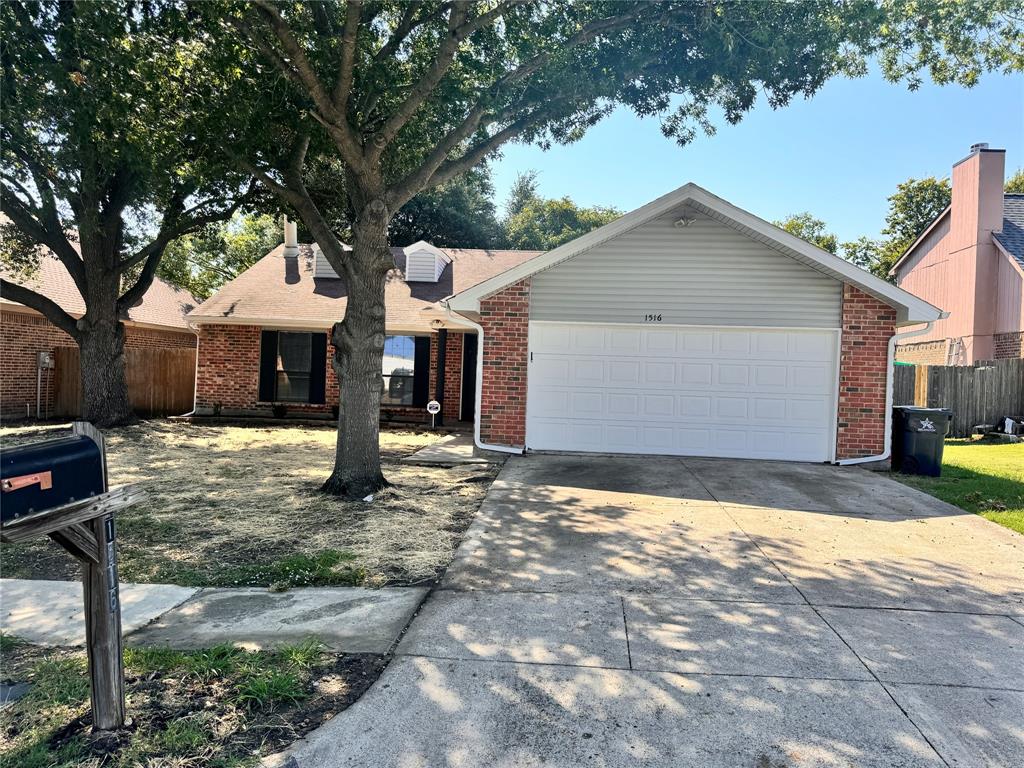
78, 311, 134, 428
322, 215, 392, 498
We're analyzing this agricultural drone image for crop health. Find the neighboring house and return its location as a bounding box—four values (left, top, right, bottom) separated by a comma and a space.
193, 184, 940, 464
1, 255, 198, 419
891, 144, 1024, 364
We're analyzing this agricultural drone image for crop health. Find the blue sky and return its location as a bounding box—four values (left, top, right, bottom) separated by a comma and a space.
490, 68, 1023, 243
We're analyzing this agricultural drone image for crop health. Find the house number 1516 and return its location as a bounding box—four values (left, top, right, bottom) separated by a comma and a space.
644, 313, 663, 322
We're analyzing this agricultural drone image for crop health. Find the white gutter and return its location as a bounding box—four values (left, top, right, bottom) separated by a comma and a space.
441, 303, 524, 456
836, 316, 945, 466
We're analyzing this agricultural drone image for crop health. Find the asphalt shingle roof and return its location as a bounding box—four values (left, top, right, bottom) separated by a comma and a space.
996, 194, 1024, 269
1, 254, 198, 330
188, 244, 542, 331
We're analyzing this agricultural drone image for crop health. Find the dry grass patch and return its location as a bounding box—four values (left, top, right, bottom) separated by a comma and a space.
1, 421, 500, 587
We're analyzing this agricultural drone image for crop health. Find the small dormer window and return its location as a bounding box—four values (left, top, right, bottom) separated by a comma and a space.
404, 241, 451, 283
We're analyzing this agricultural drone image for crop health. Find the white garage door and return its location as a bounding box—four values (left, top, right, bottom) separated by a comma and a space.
526, 322, 839, 462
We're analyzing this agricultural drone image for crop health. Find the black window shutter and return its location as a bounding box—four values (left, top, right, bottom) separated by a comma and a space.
309, 332, 328, 404
412, 336, 430, 407
258, 330, 279, 402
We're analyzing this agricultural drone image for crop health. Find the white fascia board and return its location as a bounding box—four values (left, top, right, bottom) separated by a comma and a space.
187, 314, 435, 335
448, 181, 943, 324
888, 206, 951, 276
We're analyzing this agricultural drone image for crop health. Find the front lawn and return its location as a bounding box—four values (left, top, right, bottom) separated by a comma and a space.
0, 421, 499, 587
892, 439, 1024, 534
0, 633, 384, 768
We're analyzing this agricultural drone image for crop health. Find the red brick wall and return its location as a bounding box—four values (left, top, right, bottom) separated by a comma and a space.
994, 331, 1023, 359
895, 339, 948, 365
478, 279, 530, 447
428, 331, 465, 422
836, 286, 897, 460
1, 310, 195, 419
195, 324, 449, 422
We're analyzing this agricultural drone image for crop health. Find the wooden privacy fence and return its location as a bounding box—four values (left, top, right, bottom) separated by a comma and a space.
53, 347, 196, 418
893, 358, 1024, 438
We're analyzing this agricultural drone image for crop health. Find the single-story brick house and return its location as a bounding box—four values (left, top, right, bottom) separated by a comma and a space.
1, 255, 198, 420
191, 183, 943, 464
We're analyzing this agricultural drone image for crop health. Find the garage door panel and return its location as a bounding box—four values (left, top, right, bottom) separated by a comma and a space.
572, 359, 604, 385
527, 323, 837, 461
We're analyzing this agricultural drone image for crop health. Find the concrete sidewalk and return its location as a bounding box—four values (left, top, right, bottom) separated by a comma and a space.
268, 454, 1024, 768
401, 433, 493, 465
0, 579, 427, 653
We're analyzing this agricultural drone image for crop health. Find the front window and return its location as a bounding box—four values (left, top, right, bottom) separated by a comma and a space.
382, 335, 416, 406
276, 332, 311, 402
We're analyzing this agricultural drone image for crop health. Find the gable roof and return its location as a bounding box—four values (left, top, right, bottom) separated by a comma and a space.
1, 254, 197, 331
891, 195, 1024, 275
995, 194, 1024, 270
188, 244, 541, 332
447, 182, 943, 325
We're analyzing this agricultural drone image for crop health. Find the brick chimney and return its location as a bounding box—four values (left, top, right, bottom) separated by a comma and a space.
950, 144, 1005, 361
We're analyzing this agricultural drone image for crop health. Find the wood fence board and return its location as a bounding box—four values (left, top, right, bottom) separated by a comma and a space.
53, 347, 196, 418
894, 359, 1024, 437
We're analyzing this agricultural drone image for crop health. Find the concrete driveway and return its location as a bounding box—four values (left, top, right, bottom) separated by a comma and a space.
278, 455, 1024, 768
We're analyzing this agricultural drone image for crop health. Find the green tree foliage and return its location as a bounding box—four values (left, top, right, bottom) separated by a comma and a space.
388, 167, 503, 248
204, 0, 1023, 496
505, 198, 620, 251
160, 213, 283, 300
0, 1, 251, 425
774, 213, 839, 254
848, 176, 952, 280
1005, 168, 1024, 193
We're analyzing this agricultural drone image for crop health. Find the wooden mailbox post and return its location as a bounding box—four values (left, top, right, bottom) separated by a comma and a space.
1, 422, 143, 730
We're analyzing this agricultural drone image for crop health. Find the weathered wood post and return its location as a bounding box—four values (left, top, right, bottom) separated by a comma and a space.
1, 421, 141, 731
73, 421, 125, 730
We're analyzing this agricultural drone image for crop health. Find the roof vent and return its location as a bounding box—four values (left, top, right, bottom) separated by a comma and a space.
970, 142, 990, 153
313, 244, 348, 279
404, 241, 450, 283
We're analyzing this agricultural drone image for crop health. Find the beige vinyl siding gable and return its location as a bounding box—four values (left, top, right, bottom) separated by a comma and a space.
530, 212, 843, 327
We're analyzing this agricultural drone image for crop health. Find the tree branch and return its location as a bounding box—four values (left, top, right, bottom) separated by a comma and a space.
0, 188, 87, 293
244, 1, 365, 170
1, 278, 79, 338
332, 0, 362, 113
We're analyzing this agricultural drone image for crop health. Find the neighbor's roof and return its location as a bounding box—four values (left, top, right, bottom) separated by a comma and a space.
447, 182, 943, 325
187, 244, 542, 332
995, 194, 1024, 270
1, 254, 198, 331
891, 195, 1024, 274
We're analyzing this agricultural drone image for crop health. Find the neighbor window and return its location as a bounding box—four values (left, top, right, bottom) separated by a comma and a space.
258, 330, 327, 405
382, 335, 416, 406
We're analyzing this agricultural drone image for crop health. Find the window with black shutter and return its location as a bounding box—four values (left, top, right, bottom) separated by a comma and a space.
258, 330, 328, 404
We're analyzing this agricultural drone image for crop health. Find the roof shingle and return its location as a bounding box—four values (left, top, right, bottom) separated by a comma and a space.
1, 254, 198, 330
996, 194, 1024, 269
188, 245, 542, 331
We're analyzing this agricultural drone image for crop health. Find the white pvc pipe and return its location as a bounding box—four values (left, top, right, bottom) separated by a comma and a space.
441, 304, 524, 456
836, 319, 940, 466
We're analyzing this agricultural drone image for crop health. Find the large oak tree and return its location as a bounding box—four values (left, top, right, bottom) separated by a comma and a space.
0, 1, 253, 426
208, 0, 1021, 497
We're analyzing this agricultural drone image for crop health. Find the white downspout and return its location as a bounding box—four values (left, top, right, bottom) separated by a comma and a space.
836, 317, 943, 466
441, 303, 524, 456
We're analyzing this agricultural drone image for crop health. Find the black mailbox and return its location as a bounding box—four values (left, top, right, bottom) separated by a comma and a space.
1, 434, 105, 522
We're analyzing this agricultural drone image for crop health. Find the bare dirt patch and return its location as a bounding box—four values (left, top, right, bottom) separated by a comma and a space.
1, 635, 385, 768
1, 421, 500, 587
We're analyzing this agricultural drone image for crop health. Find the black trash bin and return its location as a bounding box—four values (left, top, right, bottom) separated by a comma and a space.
892, 407, 953, 476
